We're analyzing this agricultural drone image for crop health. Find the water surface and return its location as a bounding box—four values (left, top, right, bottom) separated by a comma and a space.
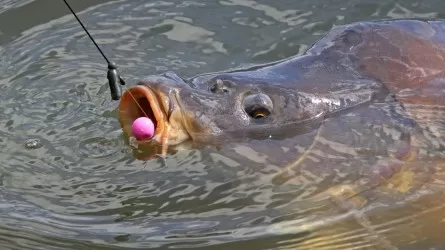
1, 0, 445, 249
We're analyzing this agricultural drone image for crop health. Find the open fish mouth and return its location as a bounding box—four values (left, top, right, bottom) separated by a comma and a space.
118, 85, 166, 140
118, 84, 172, 157
117, 78, 193, 158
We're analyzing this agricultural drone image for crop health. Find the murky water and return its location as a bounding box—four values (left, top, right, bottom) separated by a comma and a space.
1, 0, 445, 249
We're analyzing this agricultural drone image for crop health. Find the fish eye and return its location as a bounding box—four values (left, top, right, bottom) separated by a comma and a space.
243, 93, 273, 120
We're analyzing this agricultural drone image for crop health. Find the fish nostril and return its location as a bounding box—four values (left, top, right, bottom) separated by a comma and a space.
209, 79, 235, 94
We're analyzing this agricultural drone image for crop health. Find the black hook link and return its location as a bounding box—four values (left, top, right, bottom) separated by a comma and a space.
63, 0, 125, 100
107, 62, 125, 100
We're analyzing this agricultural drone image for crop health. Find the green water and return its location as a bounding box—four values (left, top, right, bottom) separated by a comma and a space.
1, 0, 445, 249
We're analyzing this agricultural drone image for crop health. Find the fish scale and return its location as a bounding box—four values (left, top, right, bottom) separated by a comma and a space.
403, 103, 445, 150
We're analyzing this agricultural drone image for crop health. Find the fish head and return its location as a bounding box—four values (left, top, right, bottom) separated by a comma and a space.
118, 64, 376, 149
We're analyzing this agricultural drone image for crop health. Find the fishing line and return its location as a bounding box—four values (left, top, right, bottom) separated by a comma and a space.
62, 0, 169, 157
62, 0, 145, 110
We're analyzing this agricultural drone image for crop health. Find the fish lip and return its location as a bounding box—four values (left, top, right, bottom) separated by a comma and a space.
118, 84, 167, 144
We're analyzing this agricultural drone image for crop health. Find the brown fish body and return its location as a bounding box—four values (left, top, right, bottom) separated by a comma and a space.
118, 19, 445, 248
119, 19, 445, 150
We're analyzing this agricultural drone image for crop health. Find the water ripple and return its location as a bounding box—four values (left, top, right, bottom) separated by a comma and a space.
1, 0, 445, 249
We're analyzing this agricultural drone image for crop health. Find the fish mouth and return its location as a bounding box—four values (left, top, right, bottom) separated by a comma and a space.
118, 85, 167, 144
118, 83, 190, 157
